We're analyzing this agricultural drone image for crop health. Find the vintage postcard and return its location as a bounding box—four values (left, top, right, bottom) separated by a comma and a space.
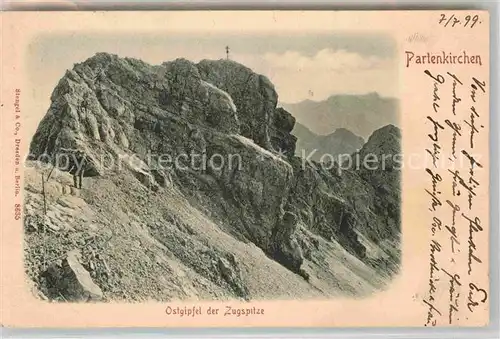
0, 10, 490, 327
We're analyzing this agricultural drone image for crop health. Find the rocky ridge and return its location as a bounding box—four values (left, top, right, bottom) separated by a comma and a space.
282, 92, 399, 139
292, 122, 365, 161
24, 53, 401, 301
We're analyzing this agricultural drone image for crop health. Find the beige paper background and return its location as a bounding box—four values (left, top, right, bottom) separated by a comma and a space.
0, 10, 490, 327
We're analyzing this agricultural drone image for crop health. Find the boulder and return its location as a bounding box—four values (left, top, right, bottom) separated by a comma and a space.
217, 256, 247, 298
44, 250, 103, 302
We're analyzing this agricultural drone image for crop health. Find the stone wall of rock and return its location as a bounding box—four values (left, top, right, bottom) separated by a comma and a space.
197, 59, 296, 155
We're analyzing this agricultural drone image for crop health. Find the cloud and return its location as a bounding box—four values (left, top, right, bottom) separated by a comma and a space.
232, 48, 397, 103
262, 48, 389, 73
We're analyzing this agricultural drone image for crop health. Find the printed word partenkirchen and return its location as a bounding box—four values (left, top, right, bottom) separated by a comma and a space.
405, 50, 483, 68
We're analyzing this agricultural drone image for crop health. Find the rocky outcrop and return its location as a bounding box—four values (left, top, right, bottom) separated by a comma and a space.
197, 60, 296, 155
28, 54, 300, 257
182, 133, 293, 251
26, 53, 401, 301
287, 158, 367, 259
286, 123, 401, 265
355, 124, 401, 241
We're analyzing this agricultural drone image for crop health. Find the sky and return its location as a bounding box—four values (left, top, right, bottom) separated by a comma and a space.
27, 32, 398, 137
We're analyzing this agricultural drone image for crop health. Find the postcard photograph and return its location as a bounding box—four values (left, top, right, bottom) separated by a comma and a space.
1, 11, 490, 328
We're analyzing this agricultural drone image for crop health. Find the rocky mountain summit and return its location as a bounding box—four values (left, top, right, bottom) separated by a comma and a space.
24, 53, 401, 302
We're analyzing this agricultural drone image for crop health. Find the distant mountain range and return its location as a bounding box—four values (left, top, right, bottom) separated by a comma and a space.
281, 92, 399, 139
292, 122, 364, 161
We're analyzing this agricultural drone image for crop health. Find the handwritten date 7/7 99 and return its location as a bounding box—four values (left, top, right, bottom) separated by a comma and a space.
439, 14, 482, 28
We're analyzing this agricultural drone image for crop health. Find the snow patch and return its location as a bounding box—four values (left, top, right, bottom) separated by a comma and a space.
231, 135, 289, 166
201, 80, 237, 112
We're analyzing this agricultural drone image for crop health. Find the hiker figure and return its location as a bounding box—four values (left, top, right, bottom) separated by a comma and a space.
69, 150, 86, 189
